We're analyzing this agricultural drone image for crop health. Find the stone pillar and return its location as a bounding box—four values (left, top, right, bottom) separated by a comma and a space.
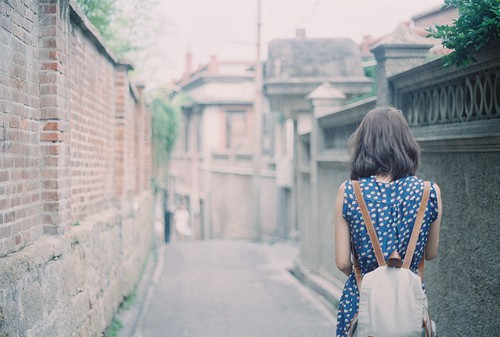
305, 82, 346, 271
114, 63, 133, 205
307, 82, 346, 118
39, 0, 71, 234
370, 23, 432, 107
135, 83, 145, 194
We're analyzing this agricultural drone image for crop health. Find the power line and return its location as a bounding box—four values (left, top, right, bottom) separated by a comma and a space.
275, 0, 328, 38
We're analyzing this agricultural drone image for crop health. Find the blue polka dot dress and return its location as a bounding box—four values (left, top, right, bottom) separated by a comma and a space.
336, 176, 439, 337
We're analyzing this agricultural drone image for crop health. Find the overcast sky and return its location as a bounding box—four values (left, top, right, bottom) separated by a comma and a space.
155, 0, 445, 82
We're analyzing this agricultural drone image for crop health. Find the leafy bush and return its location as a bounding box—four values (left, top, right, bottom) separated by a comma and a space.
427, 0, 500, 67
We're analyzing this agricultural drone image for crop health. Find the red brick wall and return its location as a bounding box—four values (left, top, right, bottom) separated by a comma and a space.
114, 65, 138, 201
69, 20, 116, 221
0, 0, 152, 255
39, 0, 71, 235
0, 0, 43, 253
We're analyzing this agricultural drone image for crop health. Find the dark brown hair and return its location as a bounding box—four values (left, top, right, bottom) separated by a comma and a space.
348, 106, 420, 180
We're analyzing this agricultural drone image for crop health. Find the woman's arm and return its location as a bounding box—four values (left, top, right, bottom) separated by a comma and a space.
335, 182, 352, 276
425, 183, 442, 260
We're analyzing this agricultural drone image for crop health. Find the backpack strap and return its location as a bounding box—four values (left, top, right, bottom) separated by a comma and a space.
352, 180, 386, 267
402, 181, 431, 269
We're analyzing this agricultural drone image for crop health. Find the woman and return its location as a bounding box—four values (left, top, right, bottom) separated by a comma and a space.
334, 107, 442, 337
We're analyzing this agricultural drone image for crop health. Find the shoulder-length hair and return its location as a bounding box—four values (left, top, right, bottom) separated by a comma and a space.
348, 106, 420, 180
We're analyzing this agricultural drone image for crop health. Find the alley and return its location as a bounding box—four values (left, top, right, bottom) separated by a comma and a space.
134, 241, 337, 337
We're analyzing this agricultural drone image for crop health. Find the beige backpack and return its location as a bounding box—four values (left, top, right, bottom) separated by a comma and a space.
348, 180, 435, 337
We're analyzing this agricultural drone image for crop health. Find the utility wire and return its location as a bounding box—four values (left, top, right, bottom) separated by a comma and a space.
275, 0, 329, 38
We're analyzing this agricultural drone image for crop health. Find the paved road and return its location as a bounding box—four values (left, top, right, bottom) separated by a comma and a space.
134, 240, 337, 337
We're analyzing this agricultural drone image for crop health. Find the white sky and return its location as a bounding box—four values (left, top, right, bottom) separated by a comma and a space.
155, 0, 445, 82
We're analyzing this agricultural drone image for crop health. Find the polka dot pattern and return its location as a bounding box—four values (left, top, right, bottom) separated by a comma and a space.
336, 176, 439, 337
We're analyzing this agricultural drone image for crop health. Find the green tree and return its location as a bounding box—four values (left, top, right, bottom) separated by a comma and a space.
427, 0, 500, 67
150, 92, 192, 191
76, 0, 116, 40
152, 97, 178, 166
77, 0, 180, 191
77, 0, 173, 85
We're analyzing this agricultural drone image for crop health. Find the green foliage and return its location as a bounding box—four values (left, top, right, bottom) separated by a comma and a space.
427, 0, 500, 67
152, 96, 179, 160
76, 0, 173, 84
364, 64, 376, 78
76, 0, 116, 40
119, 285, 138, 311
150, 92, 191, 189
104, 318, 123, 337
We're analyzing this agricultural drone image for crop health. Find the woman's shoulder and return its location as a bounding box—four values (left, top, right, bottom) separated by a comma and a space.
396, 176, 441, 200
340, 176, 437, 193
402, 176, 440, 191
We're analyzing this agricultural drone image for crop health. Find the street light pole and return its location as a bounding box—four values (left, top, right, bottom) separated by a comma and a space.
252, 0, 263, 241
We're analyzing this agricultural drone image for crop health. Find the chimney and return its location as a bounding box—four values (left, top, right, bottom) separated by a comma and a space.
296, 28, 306, 39
185, 50, 193, 76
208, 55, 218, 74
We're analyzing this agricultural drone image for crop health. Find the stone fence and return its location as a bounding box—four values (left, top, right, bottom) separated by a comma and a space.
390, 46, 500, 336
0, 1, 153, 336
297, 44, 499, 336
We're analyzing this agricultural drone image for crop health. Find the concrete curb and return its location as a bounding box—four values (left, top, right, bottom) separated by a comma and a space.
116, 244, 163, 337
288, 260, 344, 316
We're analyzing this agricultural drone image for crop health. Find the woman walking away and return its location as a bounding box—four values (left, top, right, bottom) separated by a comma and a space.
334, 107, 442, 337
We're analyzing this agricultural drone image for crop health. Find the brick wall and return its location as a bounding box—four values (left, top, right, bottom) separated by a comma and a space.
0, 0, 152, 254
69, 18, 116, 222
0, 0, 42, 253
0, 1, 154, 336
114, 64, 138, 202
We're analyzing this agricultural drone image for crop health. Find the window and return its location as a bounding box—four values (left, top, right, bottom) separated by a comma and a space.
184, 113, 190, 152
196, 114, 202, 152
226, 110, 247, 149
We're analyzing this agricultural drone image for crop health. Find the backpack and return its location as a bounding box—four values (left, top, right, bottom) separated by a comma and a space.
348, 180, 436, 337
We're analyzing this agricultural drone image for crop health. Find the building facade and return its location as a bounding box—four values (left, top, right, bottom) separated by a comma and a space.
263, 31, 373, 254
169, 54, 277, 240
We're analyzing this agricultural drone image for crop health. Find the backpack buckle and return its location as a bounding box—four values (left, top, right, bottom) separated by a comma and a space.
387, 250, 403, 268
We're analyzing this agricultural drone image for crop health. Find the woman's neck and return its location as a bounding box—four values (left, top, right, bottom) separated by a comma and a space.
374, 174, 393, 183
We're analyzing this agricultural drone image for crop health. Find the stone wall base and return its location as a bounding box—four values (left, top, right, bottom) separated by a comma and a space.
0, 192, 155, 337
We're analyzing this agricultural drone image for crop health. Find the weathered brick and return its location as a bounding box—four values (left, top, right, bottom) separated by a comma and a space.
0, 170, 9, 182
43, 224, 64, 235
42, 121, 59, 131
43, 201, 59, 212
41, 61, 59, 71
40, 84, 57, 95
0, 199, 10, 210
39, 72, 57, 84
40, 4, 57, 14
42, 179, 58, 189
5, 211, 15, 222
40, 131, 62, 142
42, 191, 59, 202
0, 224, 9, 237
43, 144, 60, 155
10, 197, 20, 207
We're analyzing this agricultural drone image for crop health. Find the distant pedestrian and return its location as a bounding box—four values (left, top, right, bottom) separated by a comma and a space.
174, 202, 192, 241
334, 107, 442, 337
